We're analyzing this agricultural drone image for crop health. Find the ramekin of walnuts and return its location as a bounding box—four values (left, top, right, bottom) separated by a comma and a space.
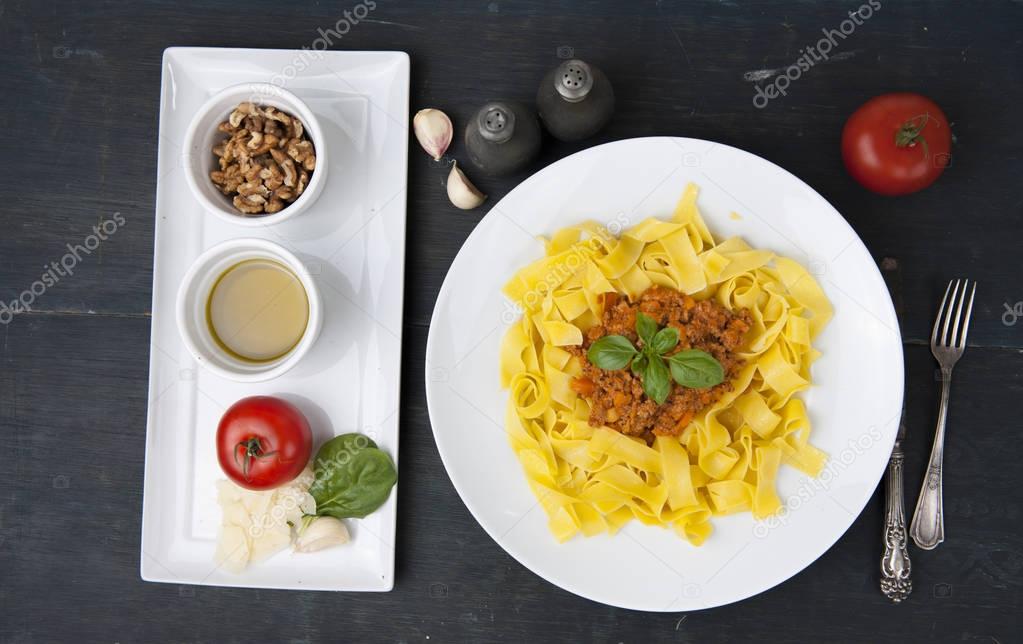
184, 83, 327, 226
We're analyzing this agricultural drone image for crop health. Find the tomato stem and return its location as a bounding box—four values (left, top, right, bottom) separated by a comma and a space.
895, 113, 932, 158
234, 437, 278, 481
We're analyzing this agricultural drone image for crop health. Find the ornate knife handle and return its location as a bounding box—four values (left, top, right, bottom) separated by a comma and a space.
880, 444, 912, 602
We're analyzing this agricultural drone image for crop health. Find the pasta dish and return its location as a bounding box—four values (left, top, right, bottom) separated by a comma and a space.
499, 182, 832, 544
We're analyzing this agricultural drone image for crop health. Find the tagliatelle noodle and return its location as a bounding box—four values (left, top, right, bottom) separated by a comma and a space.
499, 183, 833, 544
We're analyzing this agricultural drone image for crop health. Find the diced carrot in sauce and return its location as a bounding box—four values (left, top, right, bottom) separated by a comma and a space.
675, 410, 695, 431
570, 377, 595, 396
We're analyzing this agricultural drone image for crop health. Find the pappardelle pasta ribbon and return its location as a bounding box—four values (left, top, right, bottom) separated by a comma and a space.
499, 183, 832, 544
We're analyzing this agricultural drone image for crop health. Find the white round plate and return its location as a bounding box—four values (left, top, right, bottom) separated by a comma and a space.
425, 137, 902, 611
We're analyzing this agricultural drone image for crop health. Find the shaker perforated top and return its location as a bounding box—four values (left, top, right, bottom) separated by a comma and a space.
477, 103, 515, 143
554, 60, 594, 103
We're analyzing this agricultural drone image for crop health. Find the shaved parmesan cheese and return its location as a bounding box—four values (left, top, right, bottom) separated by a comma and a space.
214, 468, 316, 573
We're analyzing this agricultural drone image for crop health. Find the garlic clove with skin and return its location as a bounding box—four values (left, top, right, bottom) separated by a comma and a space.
446, 162, 487, 210
413, 108, 453, 161
294, 516, 350, 553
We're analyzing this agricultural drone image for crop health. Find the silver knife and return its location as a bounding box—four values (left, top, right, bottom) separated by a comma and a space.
879, 258, 912, 602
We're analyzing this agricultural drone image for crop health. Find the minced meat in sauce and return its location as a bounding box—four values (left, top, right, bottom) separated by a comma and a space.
570, 286, 751, 442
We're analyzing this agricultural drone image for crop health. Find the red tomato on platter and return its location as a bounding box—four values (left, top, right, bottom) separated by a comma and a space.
216, 395, 313, 490
841, 93, 951, 196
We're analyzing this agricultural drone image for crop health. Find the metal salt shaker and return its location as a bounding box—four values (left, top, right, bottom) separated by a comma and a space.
464, 100, 542, 177
536, 59, 615, 142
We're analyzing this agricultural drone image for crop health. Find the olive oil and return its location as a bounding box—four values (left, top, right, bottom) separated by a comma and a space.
206, 259, 309, 363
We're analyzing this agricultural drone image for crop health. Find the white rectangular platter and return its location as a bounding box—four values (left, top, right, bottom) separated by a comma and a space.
141, 47, 409, 591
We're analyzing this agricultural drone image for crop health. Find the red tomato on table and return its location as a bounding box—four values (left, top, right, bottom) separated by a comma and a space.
216, 396, 312, 490
841, 93, 951, 196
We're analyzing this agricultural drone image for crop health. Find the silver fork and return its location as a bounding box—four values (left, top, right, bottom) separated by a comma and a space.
910, 279, 977, 550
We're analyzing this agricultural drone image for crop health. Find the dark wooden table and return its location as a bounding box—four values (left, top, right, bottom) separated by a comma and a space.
2, 1, 1021, 642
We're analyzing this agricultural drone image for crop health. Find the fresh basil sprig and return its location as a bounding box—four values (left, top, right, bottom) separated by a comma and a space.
309, 433, 397, 519
586, 312, 725, 405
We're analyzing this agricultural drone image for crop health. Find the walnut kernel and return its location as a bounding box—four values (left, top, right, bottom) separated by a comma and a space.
209, 103, 316, 216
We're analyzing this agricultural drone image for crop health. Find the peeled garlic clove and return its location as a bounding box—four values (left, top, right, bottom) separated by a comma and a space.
447, 162, 487, 210
413, 108, 453, 161
294, 516, 350, 553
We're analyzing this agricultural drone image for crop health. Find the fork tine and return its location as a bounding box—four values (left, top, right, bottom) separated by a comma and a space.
932, 280, 953, 346
956, 281, 977, 349
940, 279, 961, 346
950, 279, 968, 348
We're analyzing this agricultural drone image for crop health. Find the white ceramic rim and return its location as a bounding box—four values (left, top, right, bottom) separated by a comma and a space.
175, 237, 323, 382
424, 136, 903, 611
182, 82, 328, 227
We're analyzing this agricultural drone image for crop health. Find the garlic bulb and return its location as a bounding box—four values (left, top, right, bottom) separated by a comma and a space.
294, 516, 350, 553
446, 162, 487, 210
413, 108, 453, 161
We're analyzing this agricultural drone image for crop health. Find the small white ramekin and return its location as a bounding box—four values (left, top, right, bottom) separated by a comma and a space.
183, 82, 328, 227
176, 238, 322, 382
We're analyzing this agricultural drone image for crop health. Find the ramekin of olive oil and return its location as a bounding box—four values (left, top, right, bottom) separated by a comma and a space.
177, 238, 322, 381
205, 258, 310, 364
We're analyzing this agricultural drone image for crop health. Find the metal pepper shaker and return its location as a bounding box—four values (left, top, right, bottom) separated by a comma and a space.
536, 59, 615, 142
465, 100, 542, 177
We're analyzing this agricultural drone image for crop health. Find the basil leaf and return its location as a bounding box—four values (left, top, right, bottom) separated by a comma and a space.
636, 312, 657, 347
650, 326, 680, 355
631, 353, 649, 376
309, 433, 397, 519
587, 335, 638, 370
311, 433, 377, 471
641, 354, 672, 405
668, 350, 725, 388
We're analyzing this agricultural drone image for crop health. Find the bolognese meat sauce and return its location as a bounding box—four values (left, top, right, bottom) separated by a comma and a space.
570, 286, 751, 441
